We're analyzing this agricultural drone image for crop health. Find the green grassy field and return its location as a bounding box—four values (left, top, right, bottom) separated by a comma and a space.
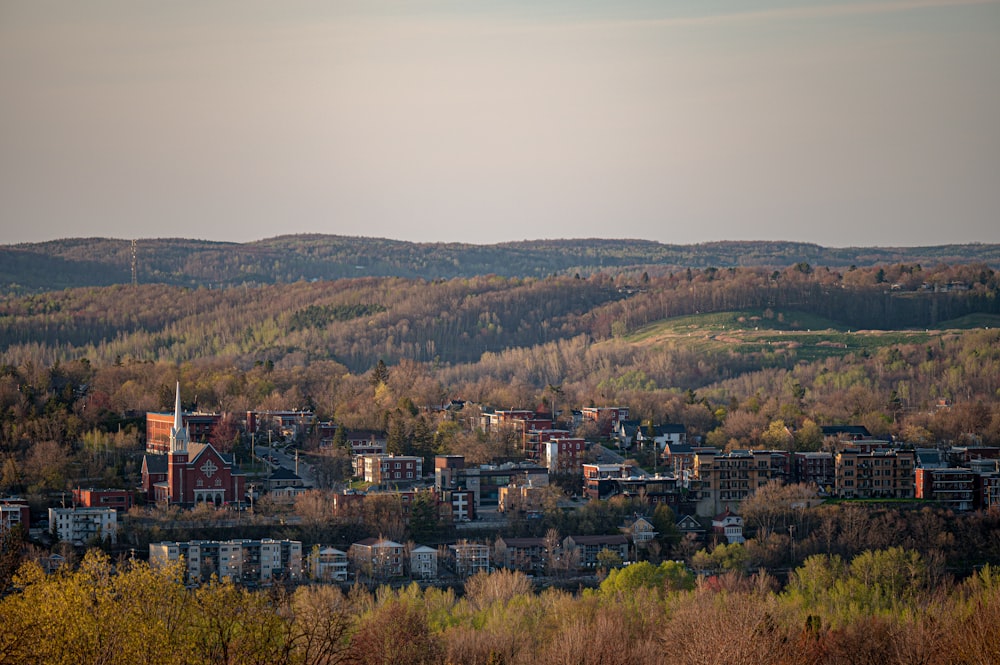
625, 309, 988, 363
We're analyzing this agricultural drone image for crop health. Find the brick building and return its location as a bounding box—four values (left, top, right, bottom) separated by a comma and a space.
141, 384, 244, 506
835, 448, 915, 499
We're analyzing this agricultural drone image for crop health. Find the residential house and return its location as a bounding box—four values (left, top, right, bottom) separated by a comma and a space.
712, 509, 745, 544
452, 542, 490, 577
265, 467, 307, 493
614, 419, 642, 448
1, 501, 30, 533
675, 514, 707, 544
349, 538, 405, 579
310, 546, 349, 582
636, 423, 687, 452
620, 515, 658, 549
410, 545, 439, 580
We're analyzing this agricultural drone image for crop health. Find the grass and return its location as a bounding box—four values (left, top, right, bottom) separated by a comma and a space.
625, 309, 984, 363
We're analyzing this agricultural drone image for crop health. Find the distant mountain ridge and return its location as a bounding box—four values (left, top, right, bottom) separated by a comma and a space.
2, 235, 998, 293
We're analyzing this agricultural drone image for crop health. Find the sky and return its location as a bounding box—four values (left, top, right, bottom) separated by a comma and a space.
1, 0, 998, 247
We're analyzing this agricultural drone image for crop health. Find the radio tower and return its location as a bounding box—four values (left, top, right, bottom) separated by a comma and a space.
131, 239, 138, 286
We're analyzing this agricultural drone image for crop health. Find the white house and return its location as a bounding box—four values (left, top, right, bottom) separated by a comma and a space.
410, 545, 438, 579
712, 509, 745, 544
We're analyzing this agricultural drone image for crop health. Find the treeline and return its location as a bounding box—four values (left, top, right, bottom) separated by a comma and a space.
1, 550, 998, 664
4, 235, 1000, 293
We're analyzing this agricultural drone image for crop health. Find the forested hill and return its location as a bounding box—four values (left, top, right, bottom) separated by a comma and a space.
2, 263, 998, 375
3, 235, 999, 293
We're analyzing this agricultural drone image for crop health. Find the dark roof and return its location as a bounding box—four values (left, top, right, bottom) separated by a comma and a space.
142, 455, 168, 474
498, 537, 545, 547
821, 425, 872, 437
566, 534, 629, 546
664, 442, 693, 454
268, 467, 302, 481
655, 423, 687, 435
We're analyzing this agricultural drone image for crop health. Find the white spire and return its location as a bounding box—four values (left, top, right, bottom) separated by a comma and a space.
173, 381, 183, 432
169, 381, 189, 454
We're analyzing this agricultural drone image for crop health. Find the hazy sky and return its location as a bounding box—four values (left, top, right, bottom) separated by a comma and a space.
2, 0, 998, 247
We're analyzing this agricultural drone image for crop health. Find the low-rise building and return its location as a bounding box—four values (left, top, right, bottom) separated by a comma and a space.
542, 437, 586, 473
915, 467, 976, 511
452, 542, 490, 577
49, 506, 117, 545
410, 545, 438, 580
359, 455, 423, 486
310, 546, 349, 582
1, 500, 30, 533
349, 538, 405, 580
150, 538, 303, 584
712, 509, 745, 544
581, 407, 630, 436
563, 535, 630, 568
71, 487, 135, 511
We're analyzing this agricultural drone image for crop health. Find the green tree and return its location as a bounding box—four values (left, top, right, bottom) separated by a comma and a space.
407, 491, 441, 544
370, 360, 390, 388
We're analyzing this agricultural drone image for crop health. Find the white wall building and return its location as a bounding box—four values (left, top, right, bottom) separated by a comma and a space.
48, 507, 118, 545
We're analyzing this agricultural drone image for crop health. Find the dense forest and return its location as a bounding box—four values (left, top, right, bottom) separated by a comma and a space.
3, 235, 999, 292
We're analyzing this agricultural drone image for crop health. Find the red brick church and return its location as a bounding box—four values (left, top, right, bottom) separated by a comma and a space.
141, 383, 244, 506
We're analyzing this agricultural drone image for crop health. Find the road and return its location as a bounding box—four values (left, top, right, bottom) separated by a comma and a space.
254, 444, 316, 486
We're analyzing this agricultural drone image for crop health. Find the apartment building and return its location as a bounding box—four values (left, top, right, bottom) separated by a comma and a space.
835, 449, 915, 499
149, 538, 303, 584
48, 506, 118, 545
694, 450, 789, 516
359, 454, 423, 486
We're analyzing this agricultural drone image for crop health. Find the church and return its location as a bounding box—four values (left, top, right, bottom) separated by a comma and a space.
141, 383, 245, 506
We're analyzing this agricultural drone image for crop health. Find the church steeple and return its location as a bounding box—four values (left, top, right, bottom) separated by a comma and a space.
169, 382, 189, 454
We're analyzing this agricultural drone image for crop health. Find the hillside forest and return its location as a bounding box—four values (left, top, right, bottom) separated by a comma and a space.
2, 259, 1000, 664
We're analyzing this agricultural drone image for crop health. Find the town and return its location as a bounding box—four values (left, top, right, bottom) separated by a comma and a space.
5, 378, 997, 588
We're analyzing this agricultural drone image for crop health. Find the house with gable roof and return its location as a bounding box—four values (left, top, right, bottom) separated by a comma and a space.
712, 508, 745, 544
